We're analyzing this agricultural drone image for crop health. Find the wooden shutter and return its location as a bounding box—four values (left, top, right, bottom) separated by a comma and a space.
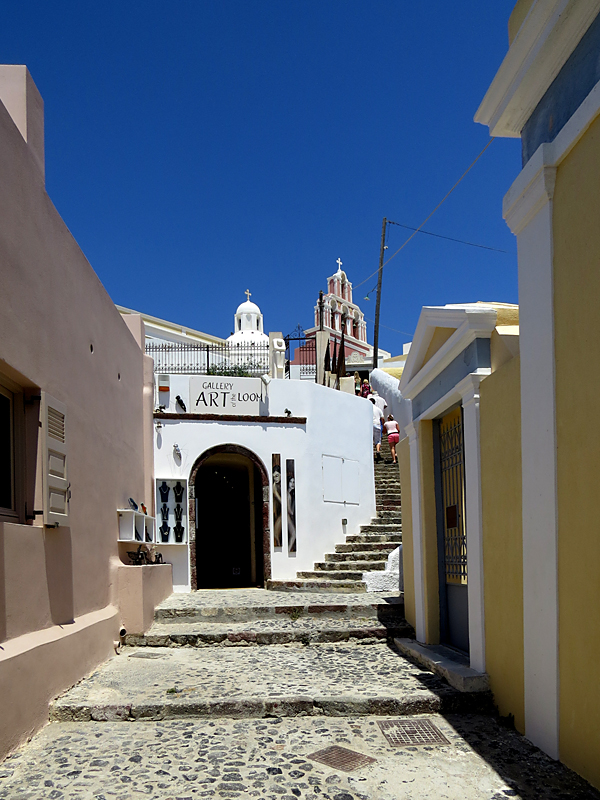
42, 392, 69, 527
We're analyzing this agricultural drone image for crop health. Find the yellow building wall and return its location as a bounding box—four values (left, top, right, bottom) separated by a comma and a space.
398, 438, 415, 629
421, 327, 456, 369
418, 420, 440, 643
480, 355, 525, 733
397, 424, 439, 641
553, 114, 600, 789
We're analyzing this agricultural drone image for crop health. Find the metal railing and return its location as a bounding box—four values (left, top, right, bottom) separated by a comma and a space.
146, 341, 270, 377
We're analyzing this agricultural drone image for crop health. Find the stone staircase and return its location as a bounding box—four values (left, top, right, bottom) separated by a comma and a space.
126, 588, 412, 647
267, 444, 402, 593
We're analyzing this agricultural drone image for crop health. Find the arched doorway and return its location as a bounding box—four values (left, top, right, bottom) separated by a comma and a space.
188, 445, 271, 590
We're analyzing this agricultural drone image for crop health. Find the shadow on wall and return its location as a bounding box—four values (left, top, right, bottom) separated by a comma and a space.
44, 528, 74, 625
369, 369, 411, 437
0, 527, 5, 643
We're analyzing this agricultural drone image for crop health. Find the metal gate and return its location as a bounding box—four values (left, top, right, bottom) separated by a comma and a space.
434, 406, 469, 652
284, 334, 317, 381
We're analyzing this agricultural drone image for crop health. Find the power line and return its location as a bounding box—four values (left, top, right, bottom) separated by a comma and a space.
354, 137, 496, 291
387, 220, 507, 253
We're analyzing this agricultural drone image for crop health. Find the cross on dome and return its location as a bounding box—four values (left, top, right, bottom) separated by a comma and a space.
245, 289, 251, 301
336, 258, 343, 272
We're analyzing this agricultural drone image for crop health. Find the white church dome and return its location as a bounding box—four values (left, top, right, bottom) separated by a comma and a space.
235, 300, 261, 316
227, 291, 269, 345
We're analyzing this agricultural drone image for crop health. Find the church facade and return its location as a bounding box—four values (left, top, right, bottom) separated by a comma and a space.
304, 260, 390, 372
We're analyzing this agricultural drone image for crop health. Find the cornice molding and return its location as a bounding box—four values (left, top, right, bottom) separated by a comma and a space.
504, 152, 556, 235
154, 413, 307, 424
400, 307, 497, 401
475, 0, 600, 137
503, 78, 600, 233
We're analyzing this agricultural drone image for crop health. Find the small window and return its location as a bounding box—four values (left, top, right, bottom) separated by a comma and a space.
0, 384, 14, 513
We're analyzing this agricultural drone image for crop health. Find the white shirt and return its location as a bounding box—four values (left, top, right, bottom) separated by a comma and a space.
368, 394, 387, 414
372, 404, 384, 426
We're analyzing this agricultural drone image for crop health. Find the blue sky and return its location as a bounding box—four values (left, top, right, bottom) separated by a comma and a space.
2, 1, 521, 353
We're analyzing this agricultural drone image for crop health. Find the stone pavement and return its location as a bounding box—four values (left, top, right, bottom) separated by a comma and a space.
2, 589, 600, 798
1, 714, 598, 800
127, 589, 410, 647
50, 641, 489, 722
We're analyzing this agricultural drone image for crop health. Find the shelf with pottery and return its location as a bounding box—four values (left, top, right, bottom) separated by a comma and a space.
155, 478, 188, 545
117, 508, 156, 544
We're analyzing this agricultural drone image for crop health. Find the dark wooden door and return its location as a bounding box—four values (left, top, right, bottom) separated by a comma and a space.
195, 462, 252, 588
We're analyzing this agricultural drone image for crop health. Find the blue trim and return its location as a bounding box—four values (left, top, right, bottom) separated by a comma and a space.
411, 339, 490, 420
522, 11, 600, 165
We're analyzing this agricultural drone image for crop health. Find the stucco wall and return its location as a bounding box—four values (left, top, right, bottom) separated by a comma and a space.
153, 378, 376, 586
0, 71, 153, 758
552, 114, 600, 789
369, 369, 411, 439
480, 355, 524, 732
398, 438, 415, 627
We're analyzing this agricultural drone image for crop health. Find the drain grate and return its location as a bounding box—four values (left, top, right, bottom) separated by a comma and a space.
377, 718, 450, 747
129, 652, 166, 659
307, 745, 376, 772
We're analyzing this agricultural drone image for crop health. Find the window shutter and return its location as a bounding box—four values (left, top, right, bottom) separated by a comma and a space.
41, 392, 69, 527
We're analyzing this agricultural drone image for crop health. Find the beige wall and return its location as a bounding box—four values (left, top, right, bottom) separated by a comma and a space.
418, 420, 440, 644
552, 115, 600, 789
0, 68, 161, 758
398, 438, 415, 628
117, 563, 173, 634
480, 355, 524, 732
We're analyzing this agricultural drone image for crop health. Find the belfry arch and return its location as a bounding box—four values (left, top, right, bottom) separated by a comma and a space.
188, 444, 271, 590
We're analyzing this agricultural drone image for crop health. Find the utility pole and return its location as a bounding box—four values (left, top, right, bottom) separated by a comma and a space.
372, 217, 387, 372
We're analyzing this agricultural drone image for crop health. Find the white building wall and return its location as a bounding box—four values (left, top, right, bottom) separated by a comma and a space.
369, 368, 411, 440
154, 377, 376, 589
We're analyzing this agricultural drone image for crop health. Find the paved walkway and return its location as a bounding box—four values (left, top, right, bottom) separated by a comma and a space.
1, 714, 597, 799
2, 588, 599, 798
151, 589, 403, 619
50, 642, 485, 721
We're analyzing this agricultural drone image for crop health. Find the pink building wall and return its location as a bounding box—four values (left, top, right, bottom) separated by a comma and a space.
0, 66, 170, 758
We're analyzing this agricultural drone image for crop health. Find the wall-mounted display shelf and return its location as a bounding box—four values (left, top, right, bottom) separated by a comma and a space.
155, 479, 188, 545
117, 509, 155, 543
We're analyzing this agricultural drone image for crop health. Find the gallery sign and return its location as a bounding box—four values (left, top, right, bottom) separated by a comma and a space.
189, 376, 263, 415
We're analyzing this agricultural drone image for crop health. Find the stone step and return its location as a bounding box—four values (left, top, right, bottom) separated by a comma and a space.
126, 616, 412, 648
335, 542, 400, 553
325, 550, 393, 562
49, 641, 491, 723
267, 578, 367, 592
297, 570, 366, 581
346, 533, 402, 544
313, 561, 387, 572
360, 523, 402, 534
153, 588, 403, 623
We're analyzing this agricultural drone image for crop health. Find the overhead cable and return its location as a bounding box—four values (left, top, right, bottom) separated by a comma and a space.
354, 137, 496, 291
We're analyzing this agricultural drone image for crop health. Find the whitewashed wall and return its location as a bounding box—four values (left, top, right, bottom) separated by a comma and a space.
154, 377, 376, 589
369, 368, 411, 441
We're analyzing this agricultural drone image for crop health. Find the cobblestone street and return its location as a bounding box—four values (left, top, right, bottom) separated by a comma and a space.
2, 590, 599, 799
1, 712, 598, 800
